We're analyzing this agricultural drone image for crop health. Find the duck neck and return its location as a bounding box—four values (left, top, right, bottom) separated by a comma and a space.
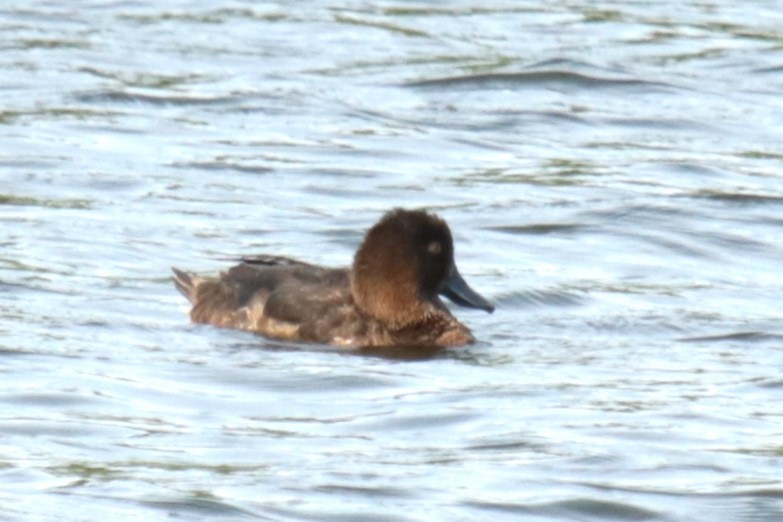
350, 266, 430, 329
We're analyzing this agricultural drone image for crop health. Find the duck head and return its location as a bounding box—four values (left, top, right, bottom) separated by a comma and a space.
351, 209, 494, 327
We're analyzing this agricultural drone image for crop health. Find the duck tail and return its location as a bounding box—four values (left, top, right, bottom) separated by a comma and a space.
171, 267, 197, 304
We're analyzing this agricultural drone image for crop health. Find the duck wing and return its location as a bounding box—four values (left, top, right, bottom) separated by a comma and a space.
174, 259, 353, 342
226, 254, 320, 269
225, 262, 354, 342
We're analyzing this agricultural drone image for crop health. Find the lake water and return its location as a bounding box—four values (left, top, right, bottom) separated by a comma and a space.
2, 1, 783, 521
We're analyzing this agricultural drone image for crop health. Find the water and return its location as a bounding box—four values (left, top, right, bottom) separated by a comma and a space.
2, 1, 783, 520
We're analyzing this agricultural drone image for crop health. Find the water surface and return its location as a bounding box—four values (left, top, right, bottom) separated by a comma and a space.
2, 1, 783, 521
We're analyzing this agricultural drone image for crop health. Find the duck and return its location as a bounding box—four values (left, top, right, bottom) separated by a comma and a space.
172, 208, 494, 347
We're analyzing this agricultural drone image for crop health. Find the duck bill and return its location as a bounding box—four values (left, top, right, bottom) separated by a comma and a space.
439, 265, 494, 313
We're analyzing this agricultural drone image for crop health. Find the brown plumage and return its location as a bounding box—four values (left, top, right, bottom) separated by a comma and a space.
172, 209, 494, 348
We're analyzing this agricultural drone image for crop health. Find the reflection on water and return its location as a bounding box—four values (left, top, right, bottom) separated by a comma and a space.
2, 1, 783, 521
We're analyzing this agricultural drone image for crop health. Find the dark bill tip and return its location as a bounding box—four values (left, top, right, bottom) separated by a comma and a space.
439, 267, 495, 313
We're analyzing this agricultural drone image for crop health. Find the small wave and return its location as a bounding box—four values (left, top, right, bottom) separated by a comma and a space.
407, 70, 673, 91
493, 289, 587, 308
685, 190, 783, 205
679, 331, 783, 343
486, 223, 586, 235
170, 161, 273, 175
463, 497, 663, 520
74, 90, 239, 107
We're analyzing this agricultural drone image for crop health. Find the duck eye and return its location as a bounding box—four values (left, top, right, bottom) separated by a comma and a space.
427, 241, 442, 255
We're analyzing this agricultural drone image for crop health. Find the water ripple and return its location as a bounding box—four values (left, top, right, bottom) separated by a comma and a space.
408, 70, 674, 91
74, 90, 241, 107
3, 1, 783, 521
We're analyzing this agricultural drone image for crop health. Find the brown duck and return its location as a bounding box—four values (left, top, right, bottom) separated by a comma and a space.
172, 209, 494, 347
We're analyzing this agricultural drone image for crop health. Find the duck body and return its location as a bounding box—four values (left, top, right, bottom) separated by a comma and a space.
172, 209, 493, 348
